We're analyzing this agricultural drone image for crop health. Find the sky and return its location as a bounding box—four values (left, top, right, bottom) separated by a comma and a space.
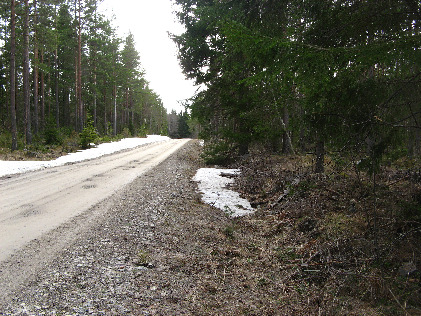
99, 0, 197, 113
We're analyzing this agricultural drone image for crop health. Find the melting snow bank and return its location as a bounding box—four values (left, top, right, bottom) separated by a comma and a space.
0, 135, 170, 178
193, 168, 255, 217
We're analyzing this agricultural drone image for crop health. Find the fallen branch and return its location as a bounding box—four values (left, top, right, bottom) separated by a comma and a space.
389, 288, 410, 316
270, 178, 300, 208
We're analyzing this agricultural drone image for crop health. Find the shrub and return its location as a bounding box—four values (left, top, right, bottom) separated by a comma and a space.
44, 116, 62, 145
137, 125, 147, 137
201, 139, 236, 165
0, 130, 11, 148
79, 114, 98, 149
120, 127, 131, 138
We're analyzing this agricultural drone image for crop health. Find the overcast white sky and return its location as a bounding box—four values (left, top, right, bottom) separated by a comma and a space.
99, 0, 197, 113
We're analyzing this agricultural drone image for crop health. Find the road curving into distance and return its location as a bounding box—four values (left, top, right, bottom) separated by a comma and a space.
0, 138, 190, 263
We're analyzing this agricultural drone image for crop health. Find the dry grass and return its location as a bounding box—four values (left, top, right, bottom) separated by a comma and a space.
226, 150, 421, 315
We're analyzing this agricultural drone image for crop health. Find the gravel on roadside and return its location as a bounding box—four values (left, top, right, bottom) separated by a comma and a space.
0, 140, 212, 315
1, 140, 322, 316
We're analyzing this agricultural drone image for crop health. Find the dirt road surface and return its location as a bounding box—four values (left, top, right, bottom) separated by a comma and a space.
0, 139, 189, 306
0, 138, 189, 263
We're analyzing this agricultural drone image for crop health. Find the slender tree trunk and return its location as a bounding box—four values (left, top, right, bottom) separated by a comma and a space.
125, 87, 129, 128
41, 48, 45, 130
91, 2, 98, 128
93, 72, 97, 127
10, 0, 17, 151
75, 53, 78, 130
55, 48, 59, 127
74, 0, 78, 131
24, 0, 32, 144
54, 4, 59, 128
33, 0, 39, 134
415, 127, 421, 157
279, 115, 294, 155
131, 102, 135, 132
113, 84, 117, 136
315, 139, 325, 173
47, 61, 51, 116
103, 90, 107, 134
64, 89, 70, 126
273, 96, 294, 155
77, 0, 83, 131
282, 106, 294, 154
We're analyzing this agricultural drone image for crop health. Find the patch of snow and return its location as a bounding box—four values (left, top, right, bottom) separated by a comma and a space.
193, 168, 254, 217
0, 135, 170, 178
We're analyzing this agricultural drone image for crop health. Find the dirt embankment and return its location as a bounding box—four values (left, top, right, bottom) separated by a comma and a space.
1, 140, 419, 315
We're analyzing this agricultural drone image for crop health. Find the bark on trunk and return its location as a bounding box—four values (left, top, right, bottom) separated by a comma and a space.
77, 0, 83, 131
279, 115, 294, 155
41, 49, 45, 130
54, 3, 59, 127
281, 107, 294, 154
93, 73, 97, 128
10, 0, 18, 151
33, 0, 39, 134
55, 48, 59, 128
63, 89, 70, 127
24, 0, 32, 144
113, 85, 117, 136
315, 140, 325, 173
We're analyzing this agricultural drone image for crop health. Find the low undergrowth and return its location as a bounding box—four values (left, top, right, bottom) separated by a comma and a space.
229, 150, 421, 315
0, 129, 130, 161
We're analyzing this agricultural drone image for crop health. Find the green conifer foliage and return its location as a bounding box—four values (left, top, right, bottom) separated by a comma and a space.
174, 0, 420, 167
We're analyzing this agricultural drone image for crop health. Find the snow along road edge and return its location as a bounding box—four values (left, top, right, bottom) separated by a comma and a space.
0, 138, 190, 263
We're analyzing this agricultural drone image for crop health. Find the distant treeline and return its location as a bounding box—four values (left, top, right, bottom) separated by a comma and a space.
1, 0, 167, 150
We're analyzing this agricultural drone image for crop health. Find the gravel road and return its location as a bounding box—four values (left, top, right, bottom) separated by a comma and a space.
0, 139, 189, 263
0, 140, 332, 315
0, 139, 199, 315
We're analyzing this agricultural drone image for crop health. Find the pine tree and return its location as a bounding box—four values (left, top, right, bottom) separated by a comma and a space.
10, 0, 17, 151
23, 0, 31, 144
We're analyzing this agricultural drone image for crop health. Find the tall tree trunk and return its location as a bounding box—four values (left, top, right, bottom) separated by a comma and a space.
91, 1, 98, 128
131, 101, 135, 132
77, 0, 83, 131
10, 0, 17, 151
54, 4, 59, 128
103, 90, 107, 134
93, 72, 97, 127
279, 115, 294, 155
408, 126, 421, 157
64, 88, 70, 126
47, 61, 51, 117
282, 106, 294, 154
75, 53, 78, 130
74, 0, 79, 131
55, 48, 59, 127
24, 0, 32, 144
41, 48, 45, 130
415, 127, 421, 157
113, 84, 117, 136
33, 0, 39, 134
315, 138, 325, 173
273, 96, 294, 155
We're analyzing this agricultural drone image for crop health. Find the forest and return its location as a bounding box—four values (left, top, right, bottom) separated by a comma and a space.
172, 2, 421, 312
173, 0, 420, 171
0, 1, 420, 313
0, 0, 168, 153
